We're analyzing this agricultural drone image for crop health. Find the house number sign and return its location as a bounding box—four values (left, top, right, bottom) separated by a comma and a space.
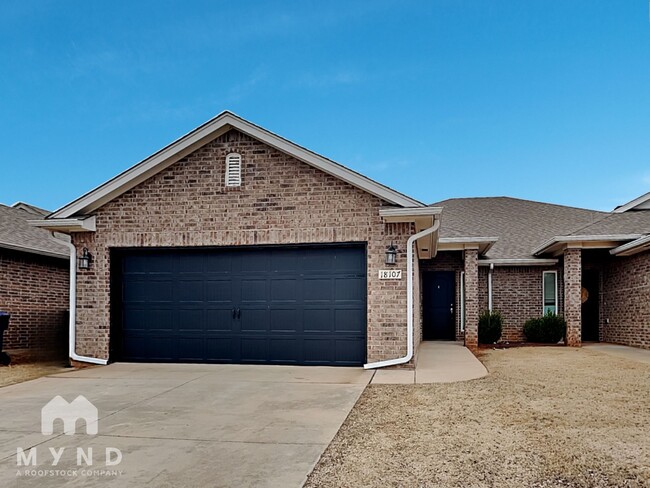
379, 269, 402, 280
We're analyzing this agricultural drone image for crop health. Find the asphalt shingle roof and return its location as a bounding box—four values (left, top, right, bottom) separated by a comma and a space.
0, 204, 68, 259
430, 197, 609, 259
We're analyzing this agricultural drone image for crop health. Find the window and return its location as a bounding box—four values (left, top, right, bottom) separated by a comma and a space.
225, 153, 242, 187
542, 271, 557, 314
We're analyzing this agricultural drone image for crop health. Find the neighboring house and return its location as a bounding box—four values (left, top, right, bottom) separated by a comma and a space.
30, 112, 650, 368
0, 203, 69, 354
428, 197, 650, 349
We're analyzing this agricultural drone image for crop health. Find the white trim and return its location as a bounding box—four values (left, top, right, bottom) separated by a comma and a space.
532, 234, 643, 256
610, 234, 650, 256
0, 240, 68, 259
460, 271, 465, 332
488, 263, 493, 312
437, 236, 498, 255
478, 258, 558, 266
49, 111, 423, 219
613, 191, 650, 213
379, 207, 443, 218
29, 216, 97, 232
542, 270, 558, 315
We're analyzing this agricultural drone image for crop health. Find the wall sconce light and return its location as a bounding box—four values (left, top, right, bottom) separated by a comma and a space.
385, 243, 398, 265
78, 247, 92, 270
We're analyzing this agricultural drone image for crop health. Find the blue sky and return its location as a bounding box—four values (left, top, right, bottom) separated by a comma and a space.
1, 1, 649, 212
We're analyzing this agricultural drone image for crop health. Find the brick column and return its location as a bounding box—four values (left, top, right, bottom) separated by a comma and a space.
564, 248, 582, 347
464, 249, 479, 351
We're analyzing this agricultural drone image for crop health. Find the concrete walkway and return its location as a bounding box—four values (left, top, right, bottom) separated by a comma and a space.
0, 363, 372, 488
371, 341, 488, 384
584, 342, 650, 365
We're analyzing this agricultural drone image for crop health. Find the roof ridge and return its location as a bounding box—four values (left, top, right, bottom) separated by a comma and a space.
430, 196, 607, 214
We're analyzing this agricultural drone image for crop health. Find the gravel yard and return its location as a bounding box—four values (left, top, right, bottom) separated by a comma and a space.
306, 347, 650, 488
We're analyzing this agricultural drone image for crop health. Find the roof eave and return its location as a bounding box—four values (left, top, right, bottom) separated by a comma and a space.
29, 216, 96, 233
533, 234, 645, 256
610, 235, 650, 256
0, 241, 68, 260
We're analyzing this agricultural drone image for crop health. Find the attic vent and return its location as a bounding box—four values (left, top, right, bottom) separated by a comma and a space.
225, 153, 242, 187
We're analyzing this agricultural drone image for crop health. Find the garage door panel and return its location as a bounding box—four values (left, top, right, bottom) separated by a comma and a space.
303, 278, 333, 302
270, 309, 298, 332
123, 308, 174, 332
240, 338, 268, 362
205, 280, 233, 302
240, 309, 269, 332
303, 309, 333, 332
240, 279, 267, 302
270, 279, 298, 302
205, 338, 236, 362
334, 277, 365, 301
206, 309, 236, 332
123, 280, 174, 303
269, 339, 299, 363
177, 280, 204, 302
118, 245, 366, 365
123, 335, 175, 361
178, 309, 204, 332
177, 337, 205, 361
335, 309, 365, 332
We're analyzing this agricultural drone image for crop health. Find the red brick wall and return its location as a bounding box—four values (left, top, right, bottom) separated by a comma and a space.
0, 250, 69, 352
602, 250, 650, 349
72, 129, 417, 366
478, 265, 564, 342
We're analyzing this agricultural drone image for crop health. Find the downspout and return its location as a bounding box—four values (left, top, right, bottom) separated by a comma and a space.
54, 234, 108, 365
364, 219, 441, 369
488, 263, 494, 312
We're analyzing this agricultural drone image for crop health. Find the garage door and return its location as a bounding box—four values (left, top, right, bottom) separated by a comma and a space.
114, 245, 367, 366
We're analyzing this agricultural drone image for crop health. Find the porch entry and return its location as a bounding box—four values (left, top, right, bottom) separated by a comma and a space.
422, 271, 456, 340
581, 269, 600, 342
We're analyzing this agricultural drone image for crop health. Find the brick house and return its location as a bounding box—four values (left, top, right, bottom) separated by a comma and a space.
31, 112, 650, 367
0, 203, 70, 355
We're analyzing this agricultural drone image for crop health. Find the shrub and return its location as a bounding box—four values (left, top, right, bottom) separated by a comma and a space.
478, 310, 503, 344
523, 311, 566, 343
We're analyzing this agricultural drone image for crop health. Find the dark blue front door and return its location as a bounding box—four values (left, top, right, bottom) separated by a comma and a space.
115, 245, 367, 366
422, 271, 456, 340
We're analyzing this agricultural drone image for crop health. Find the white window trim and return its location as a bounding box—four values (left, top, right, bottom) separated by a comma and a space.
225, 152, 242, 187
542, 270, 558, 314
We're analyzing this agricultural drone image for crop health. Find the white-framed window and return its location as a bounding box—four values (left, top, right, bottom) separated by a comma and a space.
542, 270, 558, 314
225, 153, 242, 187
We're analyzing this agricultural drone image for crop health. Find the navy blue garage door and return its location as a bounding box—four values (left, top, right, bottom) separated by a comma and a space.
115, 245, 367, 366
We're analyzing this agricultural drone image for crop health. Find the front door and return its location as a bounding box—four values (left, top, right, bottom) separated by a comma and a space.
581, 269, 600, 342
423, 271, 456, 340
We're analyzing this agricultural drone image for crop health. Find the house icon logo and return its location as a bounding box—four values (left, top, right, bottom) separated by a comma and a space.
41, 395, 98, 436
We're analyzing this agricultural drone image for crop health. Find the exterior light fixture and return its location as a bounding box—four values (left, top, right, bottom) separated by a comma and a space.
78, 247, 92, 270
385, 243, 398, 265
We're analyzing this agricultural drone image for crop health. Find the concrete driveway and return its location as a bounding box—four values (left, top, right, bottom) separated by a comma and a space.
0, 363, 372, 487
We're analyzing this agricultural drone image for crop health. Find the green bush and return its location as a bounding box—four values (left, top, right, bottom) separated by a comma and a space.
478, 310, 503, 344
523, 311, 566, 343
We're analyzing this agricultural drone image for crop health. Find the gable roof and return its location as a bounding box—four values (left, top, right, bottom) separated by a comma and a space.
11, 202, 49, 216
0, 204, 68, 259
49, 111, 423, 219
431, 197, 605, 259
613, 191, 650, 213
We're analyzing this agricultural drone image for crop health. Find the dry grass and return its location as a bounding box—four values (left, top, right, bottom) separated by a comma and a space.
0, 359, 69, 388
306, 347, 650, 488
